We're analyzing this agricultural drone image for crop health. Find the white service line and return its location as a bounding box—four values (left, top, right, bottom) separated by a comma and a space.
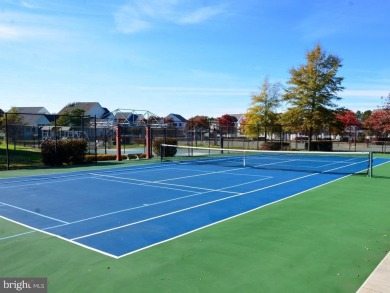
71, 172, 318, 241
0, 201, 69, 224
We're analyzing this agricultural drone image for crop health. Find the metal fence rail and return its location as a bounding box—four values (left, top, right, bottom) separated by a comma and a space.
0, 112, 388, 170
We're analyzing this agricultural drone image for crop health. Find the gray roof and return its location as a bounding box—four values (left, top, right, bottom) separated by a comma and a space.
228, 114, 245, 123
8, 107, 51, 126
58, 102, 102, 115
11, 107, 50, 115
168, 113, 187, 122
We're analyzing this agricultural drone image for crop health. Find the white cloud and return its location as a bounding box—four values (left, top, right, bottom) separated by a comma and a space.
176, 6, 226, 24
0, 24, 51, 40
114, 0, 226, 34
342, 90, 389, 97
0, 25, 21, 39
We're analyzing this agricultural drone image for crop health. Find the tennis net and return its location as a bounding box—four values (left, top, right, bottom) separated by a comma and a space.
160, 144, 373, 176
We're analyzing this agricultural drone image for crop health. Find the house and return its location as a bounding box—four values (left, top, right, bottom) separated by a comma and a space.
115, 112, 144, 125
8, 107, 52, 141
9, 107, 51, 127
58, 102, 108, 119
228, 114, 245, 126
165, 113, 187, 136
227, 114, 245, 137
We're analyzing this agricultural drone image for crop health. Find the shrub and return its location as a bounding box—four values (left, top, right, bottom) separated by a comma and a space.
260, 142, 290, 151
41, 139, 87, 166
85, 154, 128, 163
305, 141, 333, 151
152, 137, 177, 157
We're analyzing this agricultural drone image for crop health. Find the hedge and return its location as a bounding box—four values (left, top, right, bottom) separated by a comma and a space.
84, 154, 147, 163
152, 137, 178, 157
260, 142, 290, 151
41, 139, 87, 166
305, 141, 333, 151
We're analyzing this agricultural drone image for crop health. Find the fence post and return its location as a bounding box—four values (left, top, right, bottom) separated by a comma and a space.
116, 125, 122, 161
54, 115, 58, 166
94, 115, 97, 163
145, 126, 152, 159
5, 113, 10, 170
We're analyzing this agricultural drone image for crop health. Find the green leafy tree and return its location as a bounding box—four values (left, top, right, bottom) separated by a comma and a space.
356, 110, 372, 123
281, 44, 344, 149
0, 108, 24, 146
0, 108, 23, 126
56, 111, 72, 126
243, 77, 281, 139
56, 109, 86, 126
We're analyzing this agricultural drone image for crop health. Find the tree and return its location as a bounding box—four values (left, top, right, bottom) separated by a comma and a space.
164, 117, 174, 124
281, 44, 344, 149
364, 93, 390, 137
185, 116, 210, 132
364, 110, 390, 136
336, 110, 362, 128
356, 110, 372, 123
56, 109, 86, 127
336, 110, 362, 142
242, 77, 281, 139
216, 114, 235, 135
0, 108, 23, 126
382, 93, 390, 110
56, 111, 72, 126
0, 108, 24, 148
185, 116, 210, 140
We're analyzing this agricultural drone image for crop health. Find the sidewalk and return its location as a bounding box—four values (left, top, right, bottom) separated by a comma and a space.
357, 252, 390, 292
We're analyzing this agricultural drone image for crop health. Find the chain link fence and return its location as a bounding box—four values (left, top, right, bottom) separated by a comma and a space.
1, 112, 388, 170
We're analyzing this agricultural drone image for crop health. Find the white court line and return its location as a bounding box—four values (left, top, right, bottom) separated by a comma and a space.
0, 215, 118, 258
155, 167, 271, 183
0, 176, 87, 189
2, 159, 386, 258
90, 173, 237, 194
72, 159, 373, 242
0, 201, 69, 224
0, 231, 36, 240
71, 172, 318, 241
43, 187, 242, 231
154, 176, 271, 191
41, 175, 272, 231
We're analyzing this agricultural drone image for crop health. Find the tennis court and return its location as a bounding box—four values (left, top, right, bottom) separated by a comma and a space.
1, 148, 387, 259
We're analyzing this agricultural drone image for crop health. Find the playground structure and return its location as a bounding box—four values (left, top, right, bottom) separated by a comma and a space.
104, 109, 166, 127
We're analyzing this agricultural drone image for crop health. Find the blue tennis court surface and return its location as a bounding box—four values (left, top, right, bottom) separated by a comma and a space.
0, 156, 388, 258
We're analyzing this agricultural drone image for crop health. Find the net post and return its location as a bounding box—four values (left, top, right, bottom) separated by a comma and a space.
160, 144, 164, 162
243, 150, 246, 167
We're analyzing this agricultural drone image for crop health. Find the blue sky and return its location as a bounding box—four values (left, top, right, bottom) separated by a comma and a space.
0, 0, 389, 118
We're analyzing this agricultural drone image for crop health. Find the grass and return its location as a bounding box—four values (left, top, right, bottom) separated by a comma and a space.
0, 142, 149, 171
0, 144, 43, 170
0, 157, 389, 292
